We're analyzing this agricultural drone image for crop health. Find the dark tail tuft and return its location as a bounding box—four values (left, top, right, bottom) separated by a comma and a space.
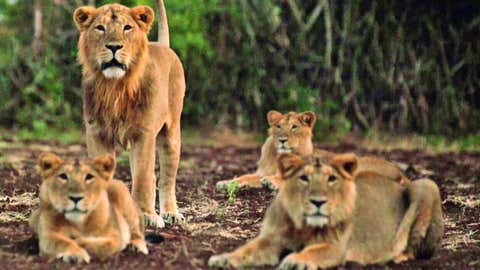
145, 233, 165, 244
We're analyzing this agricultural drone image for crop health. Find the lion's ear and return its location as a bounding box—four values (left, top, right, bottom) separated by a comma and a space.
331, 153, 358, 180
38, 153, 63, 178
73, 6, 97, 31
299, 111, 316, 128
131, 5, 155, 33
92, 154, 116, 180
267, 110, 283, 126
277, 153, 305, 179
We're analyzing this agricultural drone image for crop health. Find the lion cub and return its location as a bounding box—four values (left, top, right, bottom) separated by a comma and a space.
30, 153, 148, 263
209, 153, 443, 269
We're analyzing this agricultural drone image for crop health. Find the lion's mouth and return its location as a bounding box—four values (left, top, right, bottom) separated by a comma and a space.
64, 207, 88, 215
277, 146, 292, 154
101, 58, 127, 71
305, 213, 330, 227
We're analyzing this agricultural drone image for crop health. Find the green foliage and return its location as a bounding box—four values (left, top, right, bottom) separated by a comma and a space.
0, 0, 479, 139
226, 181, 238, 203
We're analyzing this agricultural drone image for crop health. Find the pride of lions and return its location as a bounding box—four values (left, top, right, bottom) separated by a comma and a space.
27, 1, 444, 269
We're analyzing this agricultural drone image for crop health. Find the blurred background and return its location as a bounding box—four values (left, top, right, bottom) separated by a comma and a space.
0, 0, 479, 149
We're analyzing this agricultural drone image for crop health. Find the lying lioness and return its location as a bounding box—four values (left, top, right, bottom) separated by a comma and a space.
209, 153, 443, 269
216, 110, 409, 191
30, 153, 148, 263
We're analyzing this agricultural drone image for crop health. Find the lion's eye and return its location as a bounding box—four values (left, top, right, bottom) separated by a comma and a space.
328, 175, 337, 184
95, 25, 105, 32
85, 173, 94, 181
292, 125, 298, 131
124, 25, 132, 31
299, 175, 309, 182
58, 173, 68, 181
276, 125, 281, 129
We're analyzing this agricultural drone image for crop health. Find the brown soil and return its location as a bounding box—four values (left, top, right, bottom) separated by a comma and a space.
0, 141, 479, 269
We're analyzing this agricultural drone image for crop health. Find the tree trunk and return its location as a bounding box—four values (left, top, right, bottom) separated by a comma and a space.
33, 0, 43, 59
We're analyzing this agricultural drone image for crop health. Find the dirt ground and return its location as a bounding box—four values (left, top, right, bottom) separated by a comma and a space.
0, 139, 479, 269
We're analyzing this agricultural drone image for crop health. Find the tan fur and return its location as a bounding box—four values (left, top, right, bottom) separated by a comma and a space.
73, 1, 185, 227
216, 111, 408, 191
209, 153, 443, 269
30, 153, 147, 263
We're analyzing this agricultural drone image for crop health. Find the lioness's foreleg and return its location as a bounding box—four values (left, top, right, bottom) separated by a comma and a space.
157, 124, 183, 224
130, 134, 164, 228
216, 173, 262, 191
279, 243, 346, 270
39, 232, 90, 263
76, 235, 125, 259
208, 236, 283, 268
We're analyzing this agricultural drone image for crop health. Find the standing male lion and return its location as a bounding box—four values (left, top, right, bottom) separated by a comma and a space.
73, 0, 185, 228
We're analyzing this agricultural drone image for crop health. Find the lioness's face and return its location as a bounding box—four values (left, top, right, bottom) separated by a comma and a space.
267, 111, 316, 155
38, 154, 115, 224
277, 153, 357, 228
74, 4, 154, 79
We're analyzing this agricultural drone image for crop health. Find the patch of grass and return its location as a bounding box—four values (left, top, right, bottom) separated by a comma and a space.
0, 127, 83, 145
226, 181, 239, 203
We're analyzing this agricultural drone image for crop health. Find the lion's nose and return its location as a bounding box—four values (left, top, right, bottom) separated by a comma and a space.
279, 138, 288, 144
105, 44, 123, 53
310, 198, 326, 208
69, 195, 84, 204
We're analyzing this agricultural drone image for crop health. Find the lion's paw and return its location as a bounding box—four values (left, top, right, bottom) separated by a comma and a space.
162, 211, 185, 225
208, 253, 234, 268
215, 180, 232, 192
144, 213, 165, 228
279, 254, 317, 270
56, 246, 90, 264
260, 177, 278, 191
129, 239, 149, 255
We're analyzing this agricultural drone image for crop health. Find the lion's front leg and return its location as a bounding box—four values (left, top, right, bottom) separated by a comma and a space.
208, 236, 283, 269
130, 134, 164, 228
85, 121, 115, 158
279, 243, 346, 270
157, 124, 183, 225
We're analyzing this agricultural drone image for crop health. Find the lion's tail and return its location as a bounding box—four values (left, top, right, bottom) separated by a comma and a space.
154, 0, 170, 47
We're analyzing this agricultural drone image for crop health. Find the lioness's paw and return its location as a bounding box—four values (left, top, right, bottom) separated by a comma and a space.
162, 211, 185, 225
215, 180, 231, 192
260, 177, 278, 191
129, 239, 149, 255
56, 247, 90, 264
208, 253, 233, 268
279, 254, 317, 270
144, 213, 165, 228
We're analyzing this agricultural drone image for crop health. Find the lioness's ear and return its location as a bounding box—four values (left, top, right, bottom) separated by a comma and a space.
267, 110, 283, 126
331, 153, 358, 180
38, 153, 63, 178
92, 154, 116, 180
278, 153, 305, 179
131, 5, 155, 33
73, 6, 97, 31
299, 111, 316, 128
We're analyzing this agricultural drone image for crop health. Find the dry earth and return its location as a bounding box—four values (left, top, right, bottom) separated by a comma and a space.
0, 139, 479, 269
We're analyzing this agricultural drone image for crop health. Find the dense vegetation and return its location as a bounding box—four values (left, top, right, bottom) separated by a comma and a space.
0, 0, 479, 139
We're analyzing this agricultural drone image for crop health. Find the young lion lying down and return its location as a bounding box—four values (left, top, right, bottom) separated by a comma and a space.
209, 153, 443, 269
30, 153, 150, 263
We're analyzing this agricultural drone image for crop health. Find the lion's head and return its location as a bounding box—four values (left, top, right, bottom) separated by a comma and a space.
267, 111, 316, 156
37, 153, 116, 224
276, 153, 358, 229
73, 4, 154, 79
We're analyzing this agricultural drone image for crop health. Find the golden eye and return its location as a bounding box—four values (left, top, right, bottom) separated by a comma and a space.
292, 125, 298, 130
85, 173, 94, 181
95, 25, 105, 31
276, 124, 281, 129
58, 173, 68, 181
124, 25, 132, 31
299, 175, 309, 182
